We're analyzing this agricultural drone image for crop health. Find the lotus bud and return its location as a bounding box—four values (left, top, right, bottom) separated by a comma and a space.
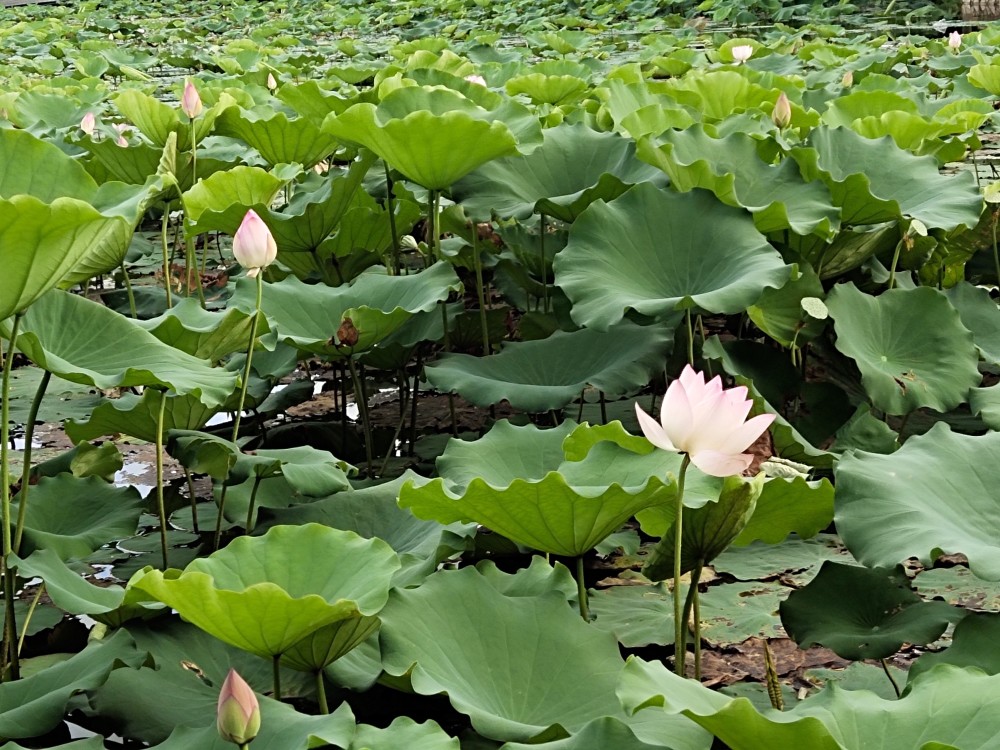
113, 123, 129, 148
731, 45, 753, 64
464, 74, 487, 86
267, 72, 278, 90
181, 79, 203, 119
771, 92, 792, 129
400, 235, 420, 251
948, 31, 961, 51
232, 209, 277, 279
217, 669, 260, 746
80, 112, 96, 136
841, 70, 853, 87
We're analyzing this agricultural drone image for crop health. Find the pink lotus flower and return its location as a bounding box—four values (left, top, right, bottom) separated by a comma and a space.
635, 366, 775, 477
113, 123, 130, 148
731, 45, 753, 64
181, 79, 203, 119
80, 112, 96, 136
464, 74, 487, 86
948, 31, 962, 51
217, 669, 260, 746
232, 209, 277, 278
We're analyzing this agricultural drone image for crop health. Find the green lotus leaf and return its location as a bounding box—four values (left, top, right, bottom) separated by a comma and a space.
637, 126, 839, 238
942, 282, 1000, 365
620, 657, 1000, 749
0, 196, 130, 320
822, 90, 919, 128
969, 384, 1000, 431
0, 740, 103, 750
181, 164, 287, 237
276, 80, 351, 122
780, 561, 962, 660
423, 320, 674, 412
229, 446, 355, 496
0, 128, 97, 202
909, 613, 1000, 681
790, 127, 982, 231
452, 122, 664, 222
215, 105, 341, 167
596, 79, 696, 140
714, 533, 848, 582
131, 523, 400, 659
554, 183, 791, 329
229, 262, 462, 358
350, 717, 459, 750
136, 298, 268, 362
835, 423, 1000, 581
165, 429, 240, 481
968, 63, 1000, 96
379, 566, 625, 742
662, 70, 783, 122
747, 264, 827, 347
65, 389, 217, 444
281, 614, 380, 672
826, 283, 980, 415
786, 222, 900, 280
12, 475, 142, 560
115, 88, 221, 150
323, 86, 522, 189
5, 290, 237, 407
505, 72, 588, 105
500, 716, 694, 750
0, 629, 142, 740
733, 476, 835, 546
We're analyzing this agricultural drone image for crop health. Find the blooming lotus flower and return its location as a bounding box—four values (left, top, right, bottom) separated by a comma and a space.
948, 31, 962, 51
731, 45, 753, 64
464, 74, 487, 86
182, 79, 203, 119
232, 209, 277, 278
80, 112, 96, 136
217, 669, 260, 746
771, 92, 791, 129
635, 366, 775, 477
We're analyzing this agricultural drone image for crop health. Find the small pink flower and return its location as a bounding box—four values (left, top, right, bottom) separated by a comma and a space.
113, 123, 130, 148
217, 669, 260, 746
80, 112, 96, 136
635, 366, 775, 477
731, 45, 753, 64
232, 209, 277, 278
182, 79, 203, 119
464, 74, 487, 86
948, 31, 962, 51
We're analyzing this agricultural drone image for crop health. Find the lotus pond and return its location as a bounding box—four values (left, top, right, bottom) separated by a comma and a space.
4, 0, 1000, 747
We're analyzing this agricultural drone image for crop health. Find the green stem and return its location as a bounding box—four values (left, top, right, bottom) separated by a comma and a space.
155, 389, 169, 570
472, 227, 490, 356
347, 358, 374, 477
685, 308, 695, 366
887, 238, 904, 290
184, 468, 199, 534
121, 263, 137, 319
992, 211, 1000, 286
693, 562, 704, 680
13, 370, 51, 554
162, 202, 173, 309
384, 162, 399, 275
272, 654, 282, 701
231, 274, 263, 444
428, 190, 458, 437
315, 669, 329, 714
1, 314, 22, 682
539, 213, 549, 314
673, 454, 691, 677
575, 555, 590, 621
17, 582, 43, 658
244, 477, 263, 535
213, 485, 229, 552
881, 657, 901, 698
2, 568, 18, 680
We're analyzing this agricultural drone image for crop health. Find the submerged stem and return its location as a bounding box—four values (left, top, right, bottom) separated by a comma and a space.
673, 454, 691, 677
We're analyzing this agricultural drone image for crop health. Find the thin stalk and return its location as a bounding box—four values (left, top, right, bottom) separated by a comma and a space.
213, 485, 229, 552
992, 210, 1000, 286
673, 454, 692, 677
162, 202, 173, 308
184, 468, 199, 534
575, 555, 590, 621
539, 213, 549, 314
121, 263, 138, 319
186, 234, 206, 307
679, 559, 703, 678
685, 308, 695, 365
272, 654, 282, 701
379, 385, 409, 477
13, 370, 51, 553
16, 582, 44, 657
428, 190, 458, 437
244, 477, 263, 535
315, 669, 329, 714
407, 349, 422, 456
231, 274, 264, 443
881, 658, 901, 698
347, 358, 375, 477
472, 227, 491, 356
887, 238, 904, 290
155, 389, 170, 570
696, 315, 711, 376
599, 391, 607, 424
2, 568, 17, 681
1, 314, 23, 681
384, 162, 399, 274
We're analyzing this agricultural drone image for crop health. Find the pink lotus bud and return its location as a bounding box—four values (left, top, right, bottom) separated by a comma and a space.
182, 79, 203, 119
771, 92, 792, 129
731, 45, 753, 64
267, 73, 278, 90
217, 669, 260, 746
841, 70, 854, 87
80, 112, 96, 136
232, 209, 277, 278
464, 74, 487, 86
948, 31, 962, 51
113, 123, 129, 148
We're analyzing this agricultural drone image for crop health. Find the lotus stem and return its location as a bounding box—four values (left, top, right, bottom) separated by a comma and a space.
121, 263, 138, 319
673, 454, 691, 677
428, 189, 458, 437
316, 669, 329, 714
17, 582, 44, 657
346, 357, 375, 477
539, 213, 549, 314
384, 162, 399, 275
407, 348, 422, 456
272, 654, 282, 701
162, 201, 173, 308
880, 658, 901, 698
575, 556, 590, 621
185, 234, 206, 307
231, 273, 264, 444
379, 379, 410, 477
679, 558, 704, 679
184, 468, 199, 534
213, 486, 229, 552
684, 308, 695, 366
887, 237, 904, 290
599, 391, 607, 424
472, 226, 490, 356
1, 313, 23, 681
244, 476, 263, 536
991, 210, 1000, 287
13, 370, 51, 554
155, 389, 170, 570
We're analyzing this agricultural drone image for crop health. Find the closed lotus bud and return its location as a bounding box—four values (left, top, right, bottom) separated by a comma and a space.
336, 317, 360, 348
948, 31, 961, 51
400, 235, 420, 251
232, 209, 277, 278
841, 70, 853, 87
464, 74, 487, 86
771, 92, 792, 129
182, 79, 203, 119
217, 669, 260, 746
731, 45, 753, 64
80, 112, 96, 136
267, 72, 278, 90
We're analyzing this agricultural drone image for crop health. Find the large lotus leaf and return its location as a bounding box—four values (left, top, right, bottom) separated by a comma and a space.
115, 89, 220, 150
942, 282, 1000, 365
822, 90, 920, 128
380, 567, 625, 742
596, 79, 696, 140
970, 384, 1000, 431
746, 264, 827, 347
181, 165, 288, 237
780, 561, 962, 660
277, 80, 351, 122
215, 106, 341, 167
66, 389, 218, 444
229, 262, 462, 358
229, 446, 355, 496
909, 613, 1000, 682
137, 298, 268, 361
452, 123, 664, 222
836, 423, 1000, 581
0, 629, 142, 740
505, 73, 589, 105
6, 290, 237, 407
350, 717, 459, 750
281, 614, 380, 672
786, 222, 900, 280
0, 741, 102, 750
12, 475, 143, 560
554, 183, 791, 329
131, 523, 400, 658
0, 128, 97, 202
620, 657, 1000, 750
423, 321, 674, 412
826, 283, 980, 415
0, 196, 129, 320
323, 87, 521, 189
790, 127, 982, 230
500, 716, 692, 750
733, 476, 835, 545
81, 137, 170, 186
637, 126, 838, 238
